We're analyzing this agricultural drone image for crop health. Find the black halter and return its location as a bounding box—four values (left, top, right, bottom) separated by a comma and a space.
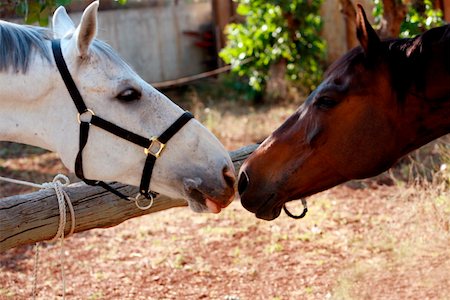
51, 39, 193, 204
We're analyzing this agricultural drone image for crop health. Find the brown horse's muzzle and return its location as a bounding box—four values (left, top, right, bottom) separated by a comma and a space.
238, 129, 349, 220
238, 166, 284, 221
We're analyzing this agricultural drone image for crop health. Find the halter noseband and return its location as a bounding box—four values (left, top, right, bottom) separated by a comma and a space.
51, 39, 193, 204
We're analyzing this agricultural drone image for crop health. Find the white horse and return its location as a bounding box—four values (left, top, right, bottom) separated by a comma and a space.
0, 1, 235, 213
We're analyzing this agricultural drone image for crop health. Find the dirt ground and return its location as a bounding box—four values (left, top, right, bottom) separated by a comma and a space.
1, 93, 449, 300
1, 183, 449, 300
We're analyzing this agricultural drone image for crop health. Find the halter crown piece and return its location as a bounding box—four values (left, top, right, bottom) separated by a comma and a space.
51, 39, 193, 205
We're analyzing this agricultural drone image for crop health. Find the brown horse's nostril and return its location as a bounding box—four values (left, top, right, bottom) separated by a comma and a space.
223, 166, 235, 189
238, 171, 249, 195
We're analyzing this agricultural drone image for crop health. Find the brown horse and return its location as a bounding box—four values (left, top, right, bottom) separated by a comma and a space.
238, 5, 450, 220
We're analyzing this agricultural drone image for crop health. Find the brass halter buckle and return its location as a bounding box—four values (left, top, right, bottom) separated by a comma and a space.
144, 136, 165, 158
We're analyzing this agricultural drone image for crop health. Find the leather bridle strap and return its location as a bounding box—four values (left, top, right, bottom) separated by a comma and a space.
75, 120, 132, 199
51, 39, 193, 201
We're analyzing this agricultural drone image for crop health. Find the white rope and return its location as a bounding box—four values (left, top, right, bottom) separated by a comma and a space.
0, 176, 48, 189
0, 174, 75, 239
0, 174, 75, 299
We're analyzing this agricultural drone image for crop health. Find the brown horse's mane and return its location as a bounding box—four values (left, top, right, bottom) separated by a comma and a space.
326, 24, 450, 102
388, 24, 450, 99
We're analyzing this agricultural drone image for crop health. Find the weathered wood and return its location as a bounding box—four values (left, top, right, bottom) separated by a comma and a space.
0, 144, 259, 252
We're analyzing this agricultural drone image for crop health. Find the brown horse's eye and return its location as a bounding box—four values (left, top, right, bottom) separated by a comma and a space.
315, 96, 338, 110
117, 88, 141, 102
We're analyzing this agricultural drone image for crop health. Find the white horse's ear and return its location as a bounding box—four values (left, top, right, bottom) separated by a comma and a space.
52, 6, 75, 38
75, 1, 99, 57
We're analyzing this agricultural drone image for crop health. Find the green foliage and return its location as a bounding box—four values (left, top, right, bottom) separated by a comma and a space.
12, 0, 128, 26
373, 0, 445, 38
14, 0, 72, 26
400, 0, 445, 37
219, 0, 326, 95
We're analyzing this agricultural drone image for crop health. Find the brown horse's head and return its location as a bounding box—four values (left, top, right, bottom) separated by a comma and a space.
238, 5, 450, 220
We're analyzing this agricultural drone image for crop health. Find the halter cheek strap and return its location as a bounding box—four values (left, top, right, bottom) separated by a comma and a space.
51, 39, 193, 202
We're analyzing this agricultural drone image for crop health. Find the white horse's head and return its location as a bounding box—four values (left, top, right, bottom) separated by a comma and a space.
0, 1, 235, 213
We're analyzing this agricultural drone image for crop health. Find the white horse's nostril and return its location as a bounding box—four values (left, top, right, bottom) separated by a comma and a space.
223, 165, 236, 189
183, 177, 202, 190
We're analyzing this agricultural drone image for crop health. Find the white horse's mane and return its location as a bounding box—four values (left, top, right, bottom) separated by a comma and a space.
0, 21, 125, 74
0, 22, 51, 73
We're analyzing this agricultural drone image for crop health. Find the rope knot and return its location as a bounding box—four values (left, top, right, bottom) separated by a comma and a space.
40, 182, 55, 190
39, 174, 70, 191
53, 174, 70, 186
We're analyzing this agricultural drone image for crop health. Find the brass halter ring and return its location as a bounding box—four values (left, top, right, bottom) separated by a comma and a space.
132, 192, 154, 210
77, 108, 95, 124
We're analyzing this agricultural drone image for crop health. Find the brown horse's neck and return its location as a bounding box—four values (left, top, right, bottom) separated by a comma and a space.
397, 27, 450, 156
401, 82, 450, 156
396, 25, 450, 156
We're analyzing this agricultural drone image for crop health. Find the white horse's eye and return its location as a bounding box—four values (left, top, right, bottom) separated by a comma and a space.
117, 88, 141, 102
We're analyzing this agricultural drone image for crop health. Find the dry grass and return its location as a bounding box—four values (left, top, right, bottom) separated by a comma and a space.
331, 181, 450, 300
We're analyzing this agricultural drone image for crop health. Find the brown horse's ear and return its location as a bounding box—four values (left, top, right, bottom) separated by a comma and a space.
356, 4, 380, 57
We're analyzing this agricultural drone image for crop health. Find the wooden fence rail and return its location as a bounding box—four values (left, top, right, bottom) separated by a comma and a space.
0, 144, 258, 252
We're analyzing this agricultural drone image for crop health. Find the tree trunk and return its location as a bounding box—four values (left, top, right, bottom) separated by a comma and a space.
339, 0, 359, 50
266, 59, 288, 102
379, 0, 408, 38
0, 144, 259, 252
